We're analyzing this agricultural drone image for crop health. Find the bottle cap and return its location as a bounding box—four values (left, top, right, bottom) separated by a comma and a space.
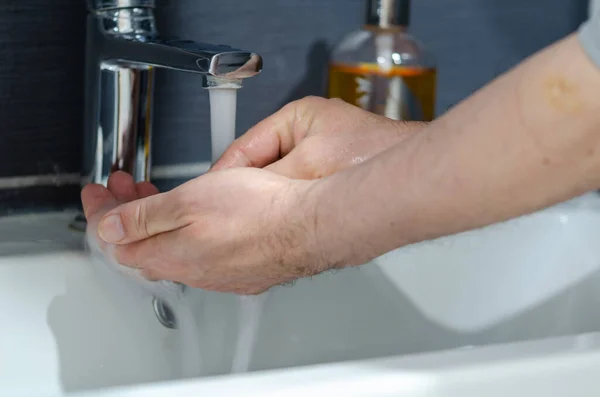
365, 0, 410, 28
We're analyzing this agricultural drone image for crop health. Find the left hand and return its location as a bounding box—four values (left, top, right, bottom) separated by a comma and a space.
211, 96, 423, 179
82, 171, 160, 230
82, 169, 325, 295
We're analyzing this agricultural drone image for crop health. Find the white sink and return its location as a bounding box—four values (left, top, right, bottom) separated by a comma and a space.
3, 193, 600, 397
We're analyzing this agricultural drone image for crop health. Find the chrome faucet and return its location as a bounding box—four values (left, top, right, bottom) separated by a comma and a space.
82, 0, 263, 188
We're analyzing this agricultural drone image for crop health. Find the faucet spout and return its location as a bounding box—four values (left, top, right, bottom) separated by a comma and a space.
99, 35, 263, 85
81, 4, 263, 191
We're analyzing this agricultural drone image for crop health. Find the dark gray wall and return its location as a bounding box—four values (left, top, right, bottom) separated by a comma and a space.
0, 1, 86, 178
152, 0, 588, 165
0, 0, 588, 210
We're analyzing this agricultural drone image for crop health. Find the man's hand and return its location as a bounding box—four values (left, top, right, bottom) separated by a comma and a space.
81, 98, 424, 294
82, 169, 323, 295
83, 32, 600, 297
81, 172, 159, 221
211, 96, 424, 178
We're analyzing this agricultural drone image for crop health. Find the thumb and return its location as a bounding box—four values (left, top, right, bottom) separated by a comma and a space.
210, 100, 305, 172
97, 191, 189, 244
265, 154, 317, 180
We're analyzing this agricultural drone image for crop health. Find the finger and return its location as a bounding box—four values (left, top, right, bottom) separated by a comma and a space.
265, 121, 427, 179
113, 231, 274, 291
111, 230, 191, 282
81, 184, 117, 220
265, 153, 316, 180
111, 227, 242, 288
107, 171, 138, 202
96, 187, 191, 245
210, 100, 304, 171
265, 137, 332, 180
135, 182, 160, 198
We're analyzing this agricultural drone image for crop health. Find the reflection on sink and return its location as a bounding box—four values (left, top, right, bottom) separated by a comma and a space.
2, 193, 600, 396
375, 193, 600, 332
0, 250, 185, 396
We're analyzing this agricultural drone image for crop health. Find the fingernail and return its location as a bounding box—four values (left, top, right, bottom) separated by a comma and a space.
98, 214, 125, 243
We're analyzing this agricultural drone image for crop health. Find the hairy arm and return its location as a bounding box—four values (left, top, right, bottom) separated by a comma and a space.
309, 34, 600, 268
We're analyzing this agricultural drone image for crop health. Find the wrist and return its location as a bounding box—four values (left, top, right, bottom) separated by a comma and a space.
302, 167, 381, 270
394, 120, 428, 136
302, 133, 426, 269
272, 179, 334, 280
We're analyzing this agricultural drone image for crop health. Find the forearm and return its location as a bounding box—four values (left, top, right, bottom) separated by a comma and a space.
312, 34, 600, 268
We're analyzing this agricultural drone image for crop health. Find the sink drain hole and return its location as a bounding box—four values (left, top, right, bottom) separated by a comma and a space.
153, 297, 178, 329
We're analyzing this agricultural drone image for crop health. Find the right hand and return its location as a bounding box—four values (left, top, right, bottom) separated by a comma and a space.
84, 169, 326, 295
211, 96, 425, 179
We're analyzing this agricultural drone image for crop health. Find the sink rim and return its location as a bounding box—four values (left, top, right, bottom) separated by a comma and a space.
63, 331, 600, 397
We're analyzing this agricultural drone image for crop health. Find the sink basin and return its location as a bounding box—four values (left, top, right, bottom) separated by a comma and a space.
3, 193, 600, 396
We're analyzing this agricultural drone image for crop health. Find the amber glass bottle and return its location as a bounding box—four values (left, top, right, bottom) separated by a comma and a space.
328, 0, 436, 121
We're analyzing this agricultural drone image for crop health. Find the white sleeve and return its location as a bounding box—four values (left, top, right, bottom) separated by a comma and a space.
579, 10, 600, 68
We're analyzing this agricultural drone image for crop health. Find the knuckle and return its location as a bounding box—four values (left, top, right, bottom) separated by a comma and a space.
301, 95, 320, 103
327, 97, 354, 111
328, 97, 345, 104
300, 95, 326, 107
172, 189, 200, 222
280, 100, 300, 115
172, 188, 192, 209
170, 194, 193, 222
133, 201, 150, 239
285, 96, 322, 112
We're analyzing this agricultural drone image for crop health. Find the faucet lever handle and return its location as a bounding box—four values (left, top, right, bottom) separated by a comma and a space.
139, 37, 263, 79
